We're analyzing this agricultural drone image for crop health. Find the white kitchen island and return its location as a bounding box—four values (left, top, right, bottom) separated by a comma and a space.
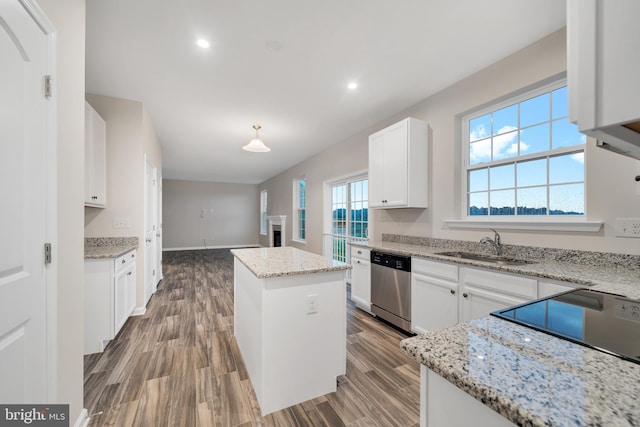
231, 247, 350, 416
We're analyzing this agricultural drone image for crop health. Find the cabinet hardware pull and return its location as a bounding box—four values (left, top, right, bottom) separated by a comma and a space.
122, 259, 126, 264
127, 271, 132, 276
450, 289, 455, 295
463, 293, 468, 298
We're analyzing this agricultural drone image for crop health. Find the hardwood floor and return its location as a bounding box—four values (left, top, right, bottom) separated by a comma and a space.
84, 249, 420, 426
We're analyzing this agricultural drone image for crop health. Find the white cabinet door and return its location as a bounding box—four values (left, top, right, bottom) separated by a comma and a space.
411, 272, 458, 335
126, 262, 137, 317
368, 117, 427, 209
114, 262, 135, 335
84, 101, 106, 207
350, 247, 371, 312
568, 0, 640, 150
538, 280, 576, 298
382, 120, 409, 207
459, 267, 536, 323
459, 284, 529, 323
114, 267, 128, 335
368, 132, 385, 208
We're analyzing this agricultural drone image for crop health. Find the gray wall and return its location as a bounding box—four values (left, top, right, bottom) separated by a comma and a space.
163, 179, 259, 249
260, 29, 640, 256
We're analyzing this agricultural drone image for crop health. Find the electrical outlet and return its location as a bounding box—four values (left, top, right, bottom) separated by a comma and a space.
615, 218, 640, 238
306, 294, 318, 315
615, 299, 640, 323
113, 217, 131, 228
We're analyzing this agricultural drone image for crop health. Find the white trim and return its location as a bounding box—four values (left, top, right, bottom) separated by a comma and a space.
443, 219, 603, 233
131, 306, 147, 316
267, 215, 287, 247
73, 408, 89, 427
30, 0, 59, 403
322, 169, 368, 238
260, 190, 268, 235
292, 177, 306, 242
460, 77, 588, 220
290, 239, 307, 245
162, 244, 259, 251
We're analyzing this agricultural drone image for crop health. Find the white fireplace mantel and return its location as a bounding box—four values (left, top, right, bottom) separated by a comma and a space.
267, 215, 287, 247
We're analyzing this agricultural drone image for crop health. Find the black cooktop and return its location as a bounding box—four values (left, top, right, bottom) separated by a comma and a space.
491, 288, 640, 365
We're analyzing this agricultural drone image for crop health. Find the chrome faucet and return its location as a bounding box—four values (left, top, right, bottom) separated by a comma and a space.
480, 229, 502, 256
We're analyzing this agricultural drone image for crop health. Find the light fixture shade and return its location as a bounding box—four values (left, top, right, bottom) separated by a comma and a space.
243, 125, 271, 152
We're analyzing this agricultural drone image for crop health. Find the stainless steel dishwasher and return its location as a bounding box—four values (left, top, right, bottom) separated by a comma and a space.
370, 251, 411, 331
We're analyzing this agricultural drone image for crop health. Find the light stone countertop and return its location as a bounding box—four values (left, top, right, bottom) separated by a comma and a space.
231, 246, 350, 279
84, 237, 138, 259
401, 317, 640, 426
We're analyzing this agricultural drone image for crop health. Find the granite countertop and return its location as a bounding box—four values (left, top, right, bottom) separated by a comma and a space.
353, 239, 640, 300
401, 316, 640, 426
231, 247, 350, 279
84, 237, 139, 259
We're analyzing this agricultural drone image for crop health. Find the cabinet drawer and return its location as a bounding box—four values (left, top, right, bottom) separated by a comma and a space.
412, 257, 458, 282
115, 249, 136, 273
351, 246, 370, 261
463, 267, 536, 300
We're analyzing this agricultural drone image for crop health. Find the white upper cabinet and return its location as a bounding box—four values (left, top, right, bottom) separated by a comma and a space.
368, 117, 428, 208
84, 101, 107, 207
568, 0, 640, 159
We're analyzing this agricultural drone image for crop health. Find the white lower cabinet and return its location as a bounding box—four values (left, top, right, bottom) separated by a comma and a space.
84, 249, 137, 354
538, 280, 577, 298
350, 247, 372, 312
421, 366, 516, 427
459, 267, 537, 323
410, 259, 537, 331
114, 258, 136, 334
411, 258, 458, 334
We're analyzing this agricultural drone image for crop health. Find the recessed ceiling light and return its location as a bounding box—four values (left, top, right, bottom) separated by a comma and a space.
347, 82, 358, 90
196, 39, 210, 49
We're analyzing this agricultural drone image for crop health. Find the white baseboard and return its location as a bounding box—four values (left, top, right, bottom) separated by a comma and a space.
162, 244, 259, 251
74, 408, 89, 427
132, 306, 146, 316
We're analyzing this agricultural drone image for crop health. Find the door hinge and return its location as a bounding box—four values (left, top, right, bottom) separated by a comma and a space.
44, 243, 52, 264
44, 75, 52, 99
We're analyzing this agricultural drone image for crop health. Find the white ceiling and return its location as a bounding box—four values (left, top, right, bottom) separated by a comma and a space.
86, 0, 566, 184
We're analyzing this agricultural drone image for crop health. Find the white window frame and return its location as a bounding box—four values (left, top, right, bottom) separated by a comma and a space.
292, 176, 306, 243
260, 190, 268, 235
445, 77, 602, 233
322, 170, 369, 261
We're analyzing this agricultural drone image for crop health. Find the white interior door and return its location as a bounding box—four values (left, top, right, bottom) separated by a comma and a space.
156, 173, 162, 282
144, 156, 157, 304
0, 0, 52, 403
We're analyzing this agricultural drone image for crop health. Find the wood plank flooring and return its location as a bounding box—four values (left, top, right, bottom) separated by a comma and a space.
84, 249, 420, 426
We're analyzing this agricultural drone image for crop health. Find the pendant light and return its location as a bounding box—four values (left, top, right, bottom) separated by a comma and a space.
242, 125, 271, 152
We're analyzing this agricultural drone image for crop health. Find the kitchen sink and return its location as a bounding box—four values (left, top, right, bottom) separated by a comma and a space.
434, 251, 536, 266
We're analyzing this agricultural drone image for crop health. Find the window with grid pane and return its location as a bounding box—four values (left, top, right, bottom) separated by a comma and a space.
464, 82, 586, 217
260, 190, 268, 235
293, 177, 306, 241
